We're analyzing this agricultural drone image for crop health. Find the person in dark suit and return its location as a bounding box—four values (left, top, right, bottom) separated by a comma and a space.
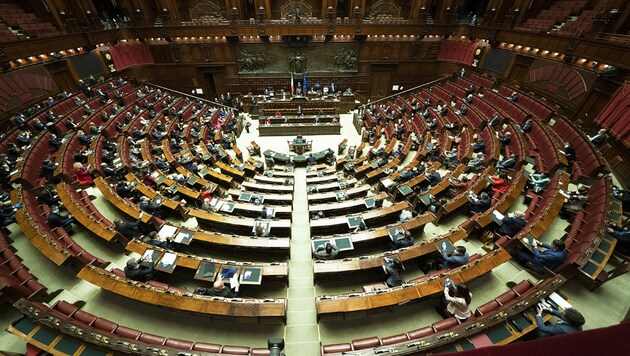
47, 206, 76, 232
307, 153, 316, 165
195, 279, 239, 297
517, 239, 566, 273
496, 211, 526, 237
426, 169, 442, 186
560, 142, 576, 165
440, 244, 469, 269
391, 231, 415, 250
472, 138, 486, 154
607, 223, 630, 255
114, 213, 144, 239
296, 105, 303, 117
383, 257, 404, 287
124, 257, 156, 282
41, 160, 58, 182
520, 119, 533, 133
468, 192, 491, 214
535, 306, 584, 338
37, 185, 61, 206
314, 242, 339, 260
495, 154, 517, 170
588, 128, 607, 147
488, 113, 501, 128
48, 134, 62, 151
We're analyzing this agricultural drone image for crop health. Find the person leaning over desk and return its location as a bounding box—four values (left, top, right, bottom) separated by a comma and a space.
382, 257, 404, 287
195, 273, 240, 298
314, 242, 339, 260
535, 305, 585, 338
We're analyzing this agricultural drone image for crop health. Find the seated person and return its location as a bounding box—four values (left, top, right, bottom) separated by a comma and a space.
464, 94, 473, 104
307, 153, 316, 165
472, 138, 486, 153
535, 306, 585, 338
114, 212, 144, 239
507, 91, 518, 102
138, 196, 165, 218
517, 239, 567, 273
488, 113, 501, 128
124, 256, 156, 282
445, 120, 460, 132
146, 230, 179, 251
47, 205, 76, 232
314, 242, 339, 260
495, 154, 517, 170
458, 105, 468, 115
560, 142, 576, 165
440, 243, 469, 269
607, 223, 630, 255
390, 230, 415, 250
526, 171, 551, 193
588, 128, 607, 147
560, 186, 588, 219
498, 132, 512, 150
466, 153, 485, 173
37, 185, 61, 206
41, 160, 58, 182
382, 257, 404, 288
426, 169, 442, 186
468, 192, 491, 214
520, 119, 533, 133
73, 162, 94, 185
195, 278, 239, 298
496, 211, 527, 237
254, 224, 270, 237
488, 174, 510, 195
48, 134, 62, 151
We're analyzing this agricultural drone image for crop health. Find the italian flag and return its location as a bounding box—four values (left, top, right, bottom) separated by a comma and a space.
290, 72, 294, 96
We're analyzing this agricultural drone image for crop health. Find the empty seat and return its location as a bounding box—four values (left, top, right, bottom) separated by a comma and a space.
475, 300, 501, 316
53, 301, 79, 316
322, 343, 352, 354
164, 338, 194, 350
407, 326, 434, 339
92, 318, 118, 333
351, 336, 381, 350
432, 317, 459, 332
193, 342, 222, 353
139, 333, 166, 345
381, 333, 409, 346
221, 345, 251, 355
512, 280, 534, 296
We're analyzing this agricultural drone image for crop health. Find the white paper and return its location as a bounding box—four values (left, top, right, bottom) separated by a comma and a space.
158, 225, 178, 239
160, 252, 177, 266
142, 249, 154, 262
549, 292, 572, 310
492, 210, 505, 221
174, 232, 188, 243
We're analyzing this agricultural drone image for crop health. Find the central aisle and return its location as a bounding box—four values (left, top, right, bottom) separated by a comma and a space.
284, 167, 321, 355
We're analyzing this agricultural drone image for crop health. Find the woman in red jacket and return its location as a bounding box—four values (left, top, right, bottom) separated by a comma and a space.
73, 162, 94, 185
489, 174, 509, 194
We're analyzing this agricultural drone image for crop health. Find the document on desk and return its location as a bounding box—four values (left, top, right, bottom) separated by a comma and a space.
548, 292, 572, 310
382, 178, 395, 188
491, 211, 505, 224
158, 225, 178, 239
142, 249, 155, 262
160, 252, 177, 266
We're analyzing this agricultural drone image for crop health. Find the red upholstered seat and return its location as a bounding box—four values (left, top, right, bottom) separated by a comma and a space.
322, 343, 353, 354
138, 333, 165, 345
512, 279, 534, 296
111, 268, 125, 278
53, 301, 79, 317
351, 336, 381, 350
251, 348, 271, 355
221, 345, 251, 355
381, 333, 409, 346
475, 300, 501, 316
92, 318, 118, 333
72, 310, 98, 326
164, 338, 194, 350
407, 326, 434, 340
193, 342, 222, 353
432, 317, 459, 332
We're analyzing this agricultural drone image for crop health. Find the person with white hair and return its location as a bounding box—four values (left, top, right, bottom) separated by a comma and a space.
124, 255, 156, 282
496, 211, 527, 237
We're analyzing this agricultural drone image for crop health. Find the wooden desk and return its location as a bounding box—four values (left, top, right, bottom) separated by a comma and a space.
77, 265, 287, 319
127, 239, 288, 279
187, 208, 291, 236
307, 184, 372, 203
242, 181, 294, 194
315, 248, 511, 316
308, 192, 389, 215
227, 189, 293, 205
259, 123, 341, 136
310, 201, 410, 234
